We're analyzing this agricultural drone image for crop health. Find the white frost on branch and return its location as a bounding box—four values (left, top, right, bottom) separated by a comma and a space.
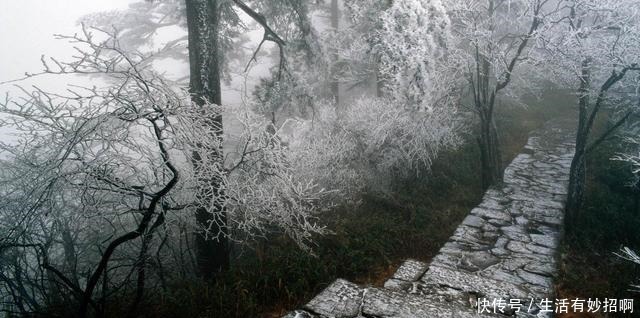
376, 0, 454, 110
279, 97, 463, 197
0, 26, 332, 287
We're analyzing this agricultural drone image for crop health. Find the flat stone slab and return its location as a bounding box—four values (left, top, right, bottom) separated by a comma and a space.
362, 287, 497, 318
304, 279, 363, 317
421, 265, 534, 299
391, 259, 429, 282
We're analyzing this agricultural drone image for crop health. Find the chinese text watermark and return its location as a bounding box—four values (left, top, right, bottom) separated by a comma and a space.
477, 298, 634, 314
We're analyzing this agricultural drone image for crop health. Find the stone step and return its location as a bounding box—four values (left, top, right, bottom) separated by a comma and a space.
285, 275, 550, 318
284, 278, 499, 318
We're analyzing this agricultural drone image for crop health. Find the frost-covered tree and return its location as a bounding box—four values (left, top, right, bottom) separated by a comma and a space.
538, 0, 640, 224
447, 0, 555, 189
85, 0, 309, 278
267, 0, 464, 197
329, 0, 340, 104
334, 0, 390, 95
281, 97, 462, 197
336, 0, 555, 189
62, 2, 465, 285
376, 0, 456, 110
616, 247, 640, 291
184, 0, 306, 278
83, 0, 316, 122
80, 0, 247, 83
0, 27, 329, 317
184, 0, 230, 280
250, 0, 464, 198
248, 0, 332, 123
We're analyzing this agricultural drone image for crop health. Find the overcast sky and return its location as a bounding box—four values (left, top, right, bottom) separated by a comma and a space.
0, 1, 136, 145
0, 0, 135, 84
0, 0, 276, 106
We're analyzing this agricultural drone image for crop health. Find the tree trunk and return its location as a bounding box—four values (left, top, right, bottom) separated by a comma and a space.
565, 59, 591, 230
185, 0, 230, 279
478, 110, 503, 189
59, 222, 79, 286
475, 53, 503, 189
330, 0, 340, 105
565, 129, 587, 231
566, 150, 586, 229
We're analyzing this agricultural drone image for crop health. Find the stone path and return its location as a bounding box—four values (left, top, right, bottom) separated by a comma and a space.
283, 119, 575, 318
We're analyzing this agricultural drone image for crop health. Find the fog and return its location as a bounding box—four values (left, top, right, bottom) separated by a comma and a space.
1, 1, 639, 317
0, 1, 133, 84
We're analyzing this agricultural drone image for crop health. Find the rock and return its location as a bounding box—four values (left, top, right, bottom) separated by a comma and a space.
462, 215, 485, 228
530, 234, 558, 249
421, 265, 534, 300
304, 279, 363, 318
466, 251, 500, 270
526, 243, 555, 255
524, 262, 556, 278
472, 208, 512, 225
506, 240, 530, 254
501, 226, 532, 243
384, 278, 412, 292
391, 259, 429, 282
361, 287, 496, 318
517, 269, 554, 291
282, 310, 318, 318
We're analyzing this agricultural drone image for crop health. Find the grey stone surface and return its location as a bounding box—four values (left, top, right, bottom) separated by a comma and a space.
391, 259, 429, 282
283, 119, 575, 317
304, 279, 363, 317
421, 265, 534, 299
361, 287, 496, 318
282, 310, 319, 318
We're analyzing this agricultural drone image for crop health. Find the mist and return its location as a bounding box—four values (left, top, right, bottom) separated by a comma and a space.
1, 1, 639, 317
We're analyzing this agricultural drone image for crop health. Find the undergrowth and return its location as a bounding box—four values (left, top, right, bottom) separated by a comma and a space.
52, 91, 570, 318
